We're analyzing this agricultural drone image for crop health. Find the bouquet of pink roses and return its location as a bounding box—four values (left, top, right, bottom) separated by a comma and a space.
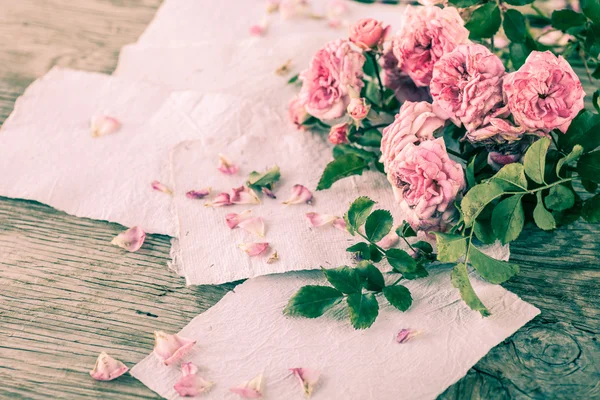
285, 0, 600, 328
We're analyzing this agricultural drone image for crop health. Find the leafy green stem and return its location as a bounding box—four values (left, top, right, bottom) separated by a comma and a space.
356, 123, 389, 134
366, 51, 385, 108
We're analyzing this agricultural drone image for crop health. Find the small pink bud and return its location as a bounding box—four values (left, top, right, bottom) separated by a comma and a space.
90, 115, 121, 137
153, 331, 196, 366
205, 192, 233, 207
186, 188, 211, 199
328, 123, 349, 145
349, 18, 389, 50
89, 352, 128, 381
238, 243, 269, 257
347, 98, 370, 121
282, 184, 313, 205
290, 368, 320, 398
111, 226, 146, 252
151, 180, 173, 195
217, 154, 239, 175
230, 374, 264, 398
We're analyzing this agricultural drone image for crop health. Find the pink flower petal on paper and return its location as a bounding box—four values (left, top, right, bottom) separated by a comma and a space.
186, 188, 211, 199
249, 17, 269, 36
151, 180, 173, 195
396, 328, 421, 344
111, 226, 146, 252
377, 230, 399, 249
181, 362, 199, 376
217, 154, 239, 175
261, 187, 277, 199
153, 331, 196, 366
225, 210, 253, 229
282, 184, 313, 205
174, 363, 215, 397
238, 243, 269, 257
305, 212, 337, 227
91, 115, 121, 137
230, 374, 264, 398
290, 368, 320, 398
231, 186, 260, 205
238, 217, 266, 237
89, 352, 128, 381
332, 218, 346, 232
267, 251, 279, 264
205, 192, 233, 207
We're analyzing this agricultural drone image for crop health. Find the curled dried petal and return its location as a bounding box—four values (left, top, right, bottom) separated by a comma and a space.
186, 188, 211, 199
238, 217, 266, 237
290, 368, 320, 398
305, 212, 337, 228
153, 331, 196, 366
231, 186, 260, 205
282, 184, 313, 205
205, 192, 233, 207
261, 187, 277, 199
230, 374, 264, 398
275, 59, 292, 76
89, 352, 128, 381
151, 180, 173, 195
111, 226, 146, 252
225, 210, 253, 229
238, 243, 269, 257
332, 218, 346, 232
181, 362, 198, 377
396, 328, 421, 344
267, 251, 279, 264
174, 374, 215, 397
91, 115, 121, 137
217, 154, 239, 175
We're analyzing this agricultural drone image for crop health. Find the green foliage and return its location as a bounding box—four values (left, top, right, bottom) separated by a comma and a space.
347, 293, 379, 329
577, 150, 600, 184
491, 163, 528, 191
434, 233, 467, 263
365, 210, 393, 242
284, 286, 343, 318
465, 3, 502, 39
469, 246, 520, 284
533, 191, 557, 230
448, 0, 482, 6
559, 111, 600, 153
556, 145, 583, 177
247, 165, 280, 191
323, 266, 362, 294
581, 0, 600, 25
582, 194, 600, 223
545, 185, 575, 211
461, 181, 505, 227
355, 262, 385, 292
523, 137, 551, 184
383, 285, 413, 312
344, 196, 375, 235
551, 10, 588, 31
504, 9, 529, 43
505, 0, 535, 5
317, 155, 369, 190
451, 263, 490, 317
333, 144, 378, 161
397, 221, 417, 238
385, 248, 417, 274
491, 195, 525, 245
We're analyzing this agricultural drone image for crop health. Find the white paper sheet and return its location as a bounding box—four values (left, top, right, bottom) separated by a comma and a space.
131, 266, 540, 400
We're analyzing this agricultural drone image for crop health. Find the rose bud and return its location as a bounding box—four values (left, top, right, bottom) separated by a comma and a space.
349, 18, 389, 50
347, 98, 370, 121
288, 95, 310, 129
328, 123, 350, 145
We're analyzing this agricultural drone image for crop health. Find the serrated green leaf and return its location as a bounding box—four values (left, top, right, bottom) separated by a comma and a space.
491, 195, 525, 245
347, 293, 379, 329
474, 219, 497, 244
451, 263, 490, 317
382, 285, 413, 312
433, 232, 467, 263
545, 185, 575, 211
523, 138, 551, 184
556, 145, 584, 177
577, 150, 600, 184
332, 144, 378, 161
346, 242, 369, 254
581, 0, 600, 24
344, 196, 376, 235
385, 248, 417, 274
365, 209, 393, 242
469, 246, 520, 284
461, 181, 505, 227
369, 244, 384, 262
413, 241, 433, 254
504, 9, 528, 43
402, 262, 429, 280
582, 194, 600, 223
491, 163, 528, 191
558, 110, 600, 152
247, 165, 281, 189
465, 3, 502, 39
322, 266, 362, 294
397, 221, 417, 238
533, 191, 557, 230
317, 154, 368, 191
284, 286, 343, 318
355, 262, 385, 292
551, 10, 588, 31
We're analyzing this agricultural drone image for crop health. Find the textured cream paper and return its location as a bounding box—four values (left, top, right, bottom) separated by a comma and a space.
131, 267, 540, 400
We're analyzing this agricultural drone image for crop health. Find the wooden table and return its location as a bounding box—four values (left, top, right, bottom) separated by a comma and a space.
0, 1, 598, 399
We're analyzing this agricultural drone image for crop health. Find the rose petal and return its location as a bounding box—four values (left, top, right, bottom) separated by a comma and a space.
153, 331, 196, 366
226, 210, 253, 229
89, 352, 128, 381
151, 180, 173, 195
205, 192, 233, 207
111, 226, 146, 252
305, 212, 337, 228
217, 154, 239, 175
230, 374, 264, 398
261, 187, 277, 199
290, 368, 320, 398
267, 251, 279, 264
238, 217, 266, 237
396, 328, 421, 344
186, 188, 211, 199
174, 374, 215, 397
231, 186, 261, 205
282, 184, 313, 205
238, 243, 269, 257
332, 218, 347, 232
91, 115, 120, 137
377, 230, 399, 249
181, 362, 199, 377
249, 17, 269, 36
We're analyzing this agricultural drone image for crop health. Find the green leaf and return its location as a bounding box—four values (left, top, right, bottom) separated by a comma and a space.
490, 163, 528, 191
491, 195, 525, 245
355, 262, 385, 292
551, 10, 588, 31
413, 241, 433, 254
344, 196, 376, 235
332, 144, 377, 161
505, 0, 534, 4
461, 181, 505, 227
346, 242, 369, 254
465, 3, 502, 39
533, 191, 556, 230
322, 266, 362, 294
347, 293, 379, 329
582, 193, 600, 223
594, 89, 600, 114
247, 165, 281, 189
284, 286, 343, 318
581, 0, 600, 25
577, 150, 600, 184
556, 145, 583, 177
433, 232, 467, 263
369, 244, 384, 263
451, 263, 490, 317
523, 138, 551, 184
382, 285, 413, 312
317, 154, 368, 191
365, 209, 393, 242
352, 128, 382, 148
582, 179, 598, 193
509, 42, 530, 69
397, 221, 417, 238
474, 219, 497, 244
545, 185, 575, 211
504, 9, 528, 43
402, 261, 429, 280
558, 111, 600, 152
287, 73, 299, 84
385, 248, 417, 274
469, 246, 520, 284
448, 0, 482, 6
466, 155, 477, 188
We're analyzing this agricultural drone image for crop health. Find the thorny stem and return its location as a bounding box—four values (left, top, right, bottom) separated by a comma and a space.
367, 51, 386, 108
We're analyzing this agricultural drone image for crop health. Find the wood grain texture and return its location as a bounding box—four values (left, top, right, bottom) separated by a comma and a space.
0, 1, 598, 399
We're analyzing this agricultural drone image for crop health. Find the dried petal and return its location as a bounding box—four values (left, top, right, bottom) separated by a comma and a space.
249, 17, 269, 36
396, 328, 421, 344
205, 192, 233, 207
186, 188, 211, 199
181, 362, 198, 376
153, 331, 196, 366
261, 187, 277, 199
275, 59, 292, 76
230, 374, 264, 398
305, 212, 337, 228
151, 180, 173, 195
377, 230, 399, 249
267, 251, 279, 264
111, 226, 146, 252
89, 352, 128, 381
91, 115, 121, 137
332, 218, 346, 232
282, 184, 313, 205
217, 154, 239, 175
238, 243, 269, 257
231, 186, 261, 205
226, 210, 253, 229
290, 368, 320, 398
238, 217, 266, 237
174, 363, 215, 397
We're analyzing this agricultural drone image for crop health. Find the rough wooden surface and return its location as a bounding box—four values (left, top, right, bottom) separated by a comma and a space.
0, 1, 598, 399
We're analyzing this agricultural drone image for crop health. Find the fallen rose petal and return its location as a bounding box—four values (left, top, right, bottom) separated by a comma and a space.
267, 251, 279, 264
249, 17, 269, 36
91, 115, 121, 137
230, 374, 264, 398
89, 352, 128, 381
261, 187, 277, 199
111, 226, 146, 252
377, 230, 399, 249
217, 154, 239, 175
174, 374, 215, 397
305, 212, 337, 227
231, 186, 261, 205
283, 184, 313, 205
396, 328, 421, 344
238, 217, 266, 237
332, 218, 347, 232
290, 368, 320, 398
238, 243, 269, 257
181, 362, 198, 377
186, 188, 211, 199
205, 192, 233, 207
151, 180, 173, 195
226, 210, 253, 229
153, 331, 196, 366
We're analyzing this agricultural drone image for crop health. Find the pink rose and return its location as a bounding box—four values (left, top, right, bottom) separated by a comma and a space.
347, 97, 370, 121
503, 51, 585, 133
328, 123, 350, 145
390, 138, 466, 232
349, 18, 389, 50
288, 95, 310, 129
391, 6, 470, 87
299, 40, 365, 120
380, 101, 447, 174
381, 49, 431, 103
430, 44, 506, 132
